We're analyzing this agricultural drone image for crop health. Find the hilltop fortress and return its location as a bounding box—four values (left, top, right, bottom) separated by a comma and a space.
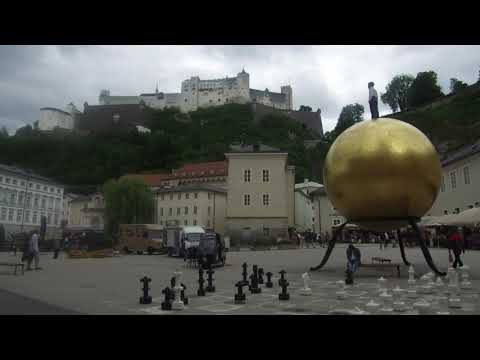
99, 69, 293, 112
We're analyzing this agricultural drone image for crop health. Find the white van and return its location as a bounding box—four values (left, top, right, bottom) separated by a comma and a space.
165, 225, 205, 257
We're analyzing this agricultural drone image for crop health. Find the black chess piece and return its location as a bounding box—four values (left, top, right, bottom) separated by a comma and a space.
345, 269, 354, 285
161, 287, 172, 310
170, 276, 176, 289
234, 281, 246, 304
265, 272, 273, 288
139, 276, 152, 304
197, 268, 206, 296
181, 283, 189, 305
252, 265, 259, 280
241, 262, 248, 286
258, 268, 264, 285
278, 270, 287, 286
206, 265, 216, 293
249, 273, 261, 294
279, 279, 290, 301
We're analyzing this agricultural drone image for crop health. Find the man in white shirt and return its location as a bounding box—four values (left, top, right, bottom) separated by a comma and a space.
368, 82, 379, 119
27, 230, 42, 271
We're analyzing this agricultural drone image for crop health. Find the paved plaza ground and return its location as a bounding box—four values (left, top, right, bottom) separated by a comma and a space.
0, 244, 479, 315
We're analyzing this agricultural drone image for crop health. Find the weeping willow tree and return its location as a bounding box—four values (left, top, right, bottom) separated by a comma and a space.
103, 178, 154, 246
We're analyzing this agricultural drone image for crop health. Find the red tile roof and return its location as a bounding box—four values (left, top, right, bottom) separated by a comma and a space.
122, 161, 228, 186
122, 174, 172, 187
172, 161, 228, 178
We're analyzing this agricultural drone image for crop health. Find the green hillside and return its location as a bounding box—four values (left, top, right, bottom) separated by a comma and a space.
0, 104, 323, 192
386, 83, 480, 152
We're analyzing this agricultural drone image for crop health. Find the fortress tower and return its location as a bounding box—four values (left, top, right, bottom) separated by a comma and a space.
281, 85, 293, 110
236, 69, 250, 102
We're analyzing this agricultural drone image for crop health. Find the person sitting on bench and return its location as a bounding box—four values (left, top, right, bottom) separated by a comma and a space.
346, 244, 361, 273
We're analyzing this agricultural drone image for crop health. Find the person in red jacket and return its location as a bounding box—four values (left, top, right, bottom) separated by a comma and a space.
448, 228, 464, 268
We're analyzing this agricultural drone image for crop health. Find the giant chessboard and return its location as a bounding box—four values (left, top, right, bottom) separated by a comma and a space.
131, 277, 480, 315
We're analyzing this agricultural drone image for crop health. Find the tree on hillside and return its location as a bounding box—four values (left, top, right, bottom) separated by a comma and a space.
407, 71, 444, 108
380, 74, 414, 112
0, 126, 9, 139
450, 78, 468, 94
15, 124, 34, 137
333, 103, 364, 137
299, 105, 312, 112
103, 178, 154, 246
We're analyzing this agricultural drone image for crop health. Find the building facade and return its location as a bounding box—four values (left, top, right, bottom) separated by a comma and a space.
294, 180, 324, 232
155, 185, 226, 234
427, 140, 480, 216
310, 187, 346, 235
0, 164, 64, 238
38, 107, 75, 131
98, 69, 293, 113
224, 144, 295, 244
67, 193, 105, 228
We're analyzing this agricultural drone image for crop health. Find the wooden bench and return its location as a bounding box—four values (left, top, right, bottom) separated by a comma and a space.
371, 257, 392, 264
0, 262, 25, 275
359, 263, 402, 277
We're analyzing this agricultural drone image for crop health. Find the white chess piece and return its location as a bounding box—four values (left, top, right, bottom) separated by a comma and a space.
365, 299, 381, 314
172, 270, 185, 310
379, 291, 393, 312
460, 265, 472, 290
408, 265, 416, 288
413, 298, 432, 315
377, 277, 387, 292
300, 272, 312, 296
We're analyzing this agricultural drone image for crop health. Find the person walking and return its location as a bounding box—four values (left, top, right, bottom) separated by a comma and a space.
346, 244, 362, 274
53, 237, 60, 259
448, 228, 464, 269
26, 230, 42, 271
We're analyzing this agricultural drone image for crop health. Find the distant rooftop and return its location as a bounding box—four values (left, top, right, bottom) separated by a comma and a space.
155, 184, 226, 194
227, 143, 283, 153
0, 163, 62, 186
441, 138, 480, 167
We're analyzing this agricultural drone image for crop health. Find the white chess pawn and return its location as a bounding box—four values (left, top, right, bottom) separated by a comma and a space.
460, 265, 472, 290
408, 266, 416, 288
377, 277, 387, 292
379, 291, 393, 312
413, 298, 432, 315
300, 272, 312, 296
172, 270, 185, 310
365, 299, 381, 314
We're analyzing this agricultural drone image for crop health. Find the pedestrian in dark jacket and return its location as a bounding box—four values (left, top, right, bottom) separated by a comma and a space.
448, 228, 464, 268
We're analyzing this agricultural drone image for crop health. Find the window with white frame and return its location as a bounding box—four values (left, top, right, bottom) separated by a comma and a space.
170, 193, 173, 200
464, 166, 471, 185
244, 169, 251, 183
194, 206, 197, 214
25, 210, 30, 223
47, 213, 52, 224
441, 176, 445, 192
32, 211, 38, 224
178, 193, 181, 200
54, 213, 58, 225
161, 194, 165, 201
262, 194, 270, 206
177, 207, 181, 215
160, 208, 164, 217
186, 193, 189, 199
194, 193, 198, 199
208, 206, 211, 215
16, 210, 22, 223
208, 192, 211, 199
169, 208, 172, 216
8, 209, 14, 221
193, 219, 197, 225
262, 169, 270, 182
244, 194, 251, 206
185, 207, 188, 215
450, 171, 456, 189
184, 220, 188, 226
1, 207, 6, 221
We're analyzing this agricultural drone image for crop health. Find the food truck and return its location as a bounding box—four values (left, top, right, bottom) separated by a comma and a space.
118, 224, 165, 254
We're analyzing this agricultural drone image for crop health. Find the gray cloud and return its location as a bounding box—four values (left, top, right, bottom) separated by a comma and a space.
1, 45, 479, 134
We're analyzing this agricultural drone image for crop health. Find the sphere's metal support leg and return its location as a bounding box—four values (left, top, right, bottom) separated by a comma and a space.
397, 229, 410, 266
409, 218, 446, 277
310, 221, 348, 271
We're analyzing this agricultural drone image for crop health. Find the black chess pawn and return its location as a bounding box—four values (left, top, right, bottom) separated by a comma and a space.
234, 281, 246, 304
258, 268, 264, 285
181, 283, 189, 305
197, 268, 206, 296
206, 266, 216, 293
170, 276, 176, 289
252, 265, 259, 280
345, 270, 354, 285
249, 273, 261, 294
279, 279, 290, 301
161, 287, 172, 310
139, 276, 152, 304
278, 270, 287, 286
241, 262, 249, 286
265, 272, 273, 288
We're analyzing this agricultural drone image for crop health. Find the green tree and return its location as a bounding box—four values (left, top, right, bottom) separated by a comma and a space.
0, 126, 9, 139
299, 105, 312, 112
15, 124, 34, 137
450, 78, 468, 93
407, 71, 444, 107
333, 103, 364, 136
103, 178, 154, 246
380, 74, 414, 112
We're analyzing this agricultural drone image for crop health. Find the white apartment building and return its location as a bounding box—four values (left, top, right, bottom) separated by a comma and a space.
428, 140, 480, 216
155, 185, 226, 234
294, 180, 324, 232
310, 186, 346, 235
0, 164, 64, 238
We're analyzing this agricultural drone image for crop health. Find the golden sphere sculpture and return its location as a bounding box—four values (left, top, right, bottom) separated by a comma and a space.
324, 118, 442, 231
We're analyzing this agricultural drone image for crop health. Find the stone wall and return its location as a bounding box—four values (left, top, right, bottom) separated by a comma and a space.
225, 217, 289, 245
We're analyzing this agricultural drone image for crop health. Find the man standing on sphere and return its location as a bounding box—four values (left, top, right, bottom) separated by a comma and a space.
368, 82, 379, 119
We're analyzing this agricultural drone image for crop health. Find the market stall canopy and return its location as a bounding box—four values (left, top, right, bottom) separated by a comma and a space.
445, 207, 480, 226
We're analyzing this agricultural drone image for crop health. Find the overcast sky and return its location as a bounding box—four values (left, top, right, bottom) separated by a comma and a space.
1, 45, 479, 134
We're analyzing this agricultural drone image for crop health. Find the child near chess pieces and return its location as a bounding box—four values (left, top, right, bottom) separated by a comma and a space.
346, 244, 361, 273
